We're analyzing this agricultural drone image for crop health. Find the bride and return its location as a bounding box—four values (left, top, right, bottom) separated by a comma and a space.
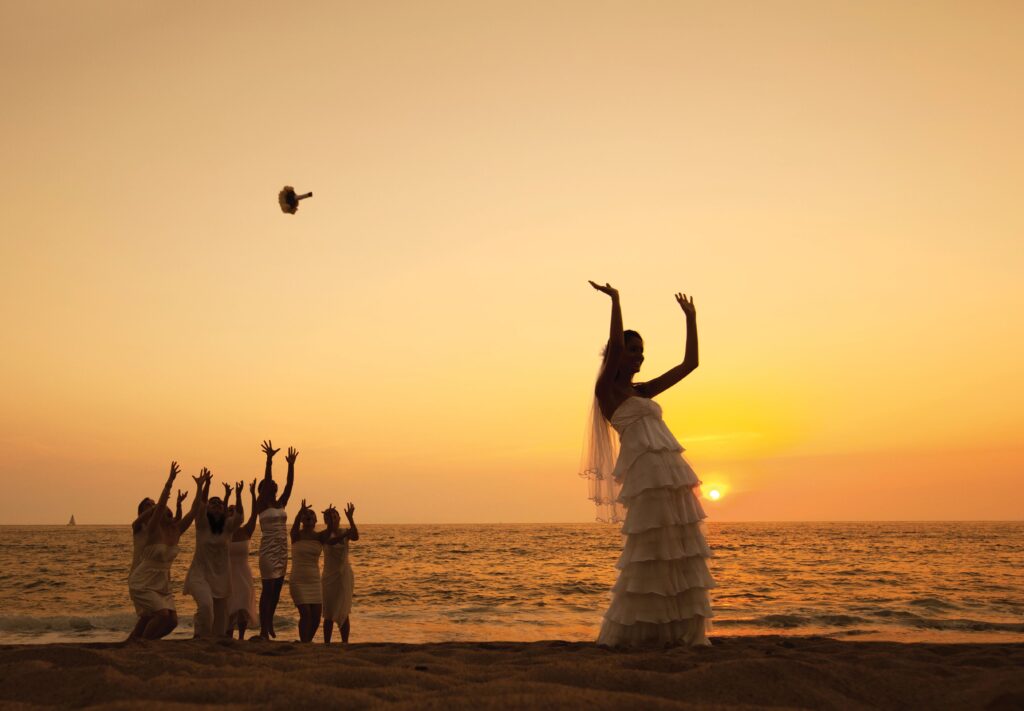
584, 281, 715, 647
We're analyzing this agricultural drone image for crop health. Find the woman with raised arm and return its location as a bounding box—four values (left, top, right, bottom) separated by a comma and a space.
583, 281, 714, 647
126, 497, 157, 640
321, 502, 359, 644
126, 487, 193, 640
183, 474, 243, 638
289, 499, 324, 642
128, 464, 206, 640
254, 441, 297, 639
227, 479, 259, 640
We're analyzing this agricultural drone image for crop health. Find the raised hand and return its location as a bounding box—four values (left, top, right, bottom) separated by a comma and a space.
176, 490, 189, 506
249, 479, 257, 496
675, 292, 696, 318
167, 461, 180, 483
299, 498, 310, 513
588, 280, 618, 298
261, 440, 280, 459
223, 482, 232, 501
286, 447, 299, 465
345, 502, 355, 520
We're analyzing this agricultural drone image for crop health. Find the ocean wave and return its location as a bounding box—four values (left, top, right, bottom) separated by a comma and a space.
713, 614, 810, 628
910, 618, 1024, 633
908, 597, 959, 610
551, 582, 608, 596
0, 613, 137, 634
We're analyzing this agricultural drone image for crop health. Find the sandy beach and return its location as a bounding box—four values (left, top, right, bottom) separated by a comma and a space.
2, 636, 1022, 710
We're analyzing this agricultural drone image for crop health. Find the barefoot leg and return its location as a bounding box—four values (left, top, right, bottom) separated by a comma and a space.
310, 604, 322, 642
259, 579, 274, 638
267, 577, 284, 638
128, 615, 150, 641
296, 605, 308, 642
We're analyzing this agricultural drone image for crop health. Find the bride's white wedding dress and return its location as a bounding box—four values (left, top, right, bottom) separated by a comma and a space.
595, 396, 715, 647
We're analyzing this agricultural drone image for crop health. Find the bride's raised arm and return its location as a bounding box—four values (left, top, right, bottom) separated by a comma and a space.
589, 281, 624, 396
639, 292, 699, 398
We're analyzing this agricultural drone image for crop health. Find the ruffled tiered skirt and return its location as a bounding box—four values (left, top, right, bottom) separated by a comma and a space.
598, 447, 714, 647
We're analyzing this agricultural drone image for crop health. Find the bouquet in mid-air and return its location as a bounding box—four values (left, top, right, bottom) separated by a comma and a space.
278, 186, 313, 214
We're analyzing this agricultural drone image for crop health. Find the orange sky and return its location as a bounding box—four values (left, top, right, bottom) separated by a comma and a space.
1, 2, 1021, 523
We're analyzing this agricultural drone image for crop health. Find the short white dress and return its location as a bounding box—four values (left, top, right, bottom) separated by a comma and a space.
289, 539, 323, 605
258, 508, 289, 580
128, 543, 179, 615
322, 538, 354, 622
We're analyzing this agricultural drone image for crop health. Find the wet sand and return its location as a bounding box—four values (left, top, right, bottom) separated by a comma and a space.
2, 636, 1022, 710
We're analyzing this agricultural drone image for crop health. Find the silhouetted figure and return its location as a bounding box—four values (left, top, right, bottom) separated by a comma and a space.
584, 282, 714, 647
321, 502, 359, 644
183, 478, 243, 638
254, 441, 296, 640
128, 464, 204, 640
127, 485, 193, 640
226, 479, 259, 640
289, 500, 323, 642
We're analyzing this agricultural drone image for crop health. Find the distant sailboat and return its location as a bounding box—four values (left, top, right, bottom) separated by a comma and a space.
68, 515, 76, 526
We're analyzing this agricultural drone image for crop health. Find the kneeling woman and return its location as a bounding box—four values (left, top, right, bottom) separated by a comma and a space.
128, 463, 204, 640
289, 499, 325, 642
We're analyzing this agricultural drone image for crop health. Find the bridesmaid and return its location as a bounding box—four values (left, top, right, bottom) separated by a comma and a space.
321, 503, 359, 644
254, 441, 297, 639
127, 472, 198, 640
226, 479, 259, 640
289, 500, 323, 642
128, 498, 158, 641
131, 489, 187, 582
128, 464, 206, 640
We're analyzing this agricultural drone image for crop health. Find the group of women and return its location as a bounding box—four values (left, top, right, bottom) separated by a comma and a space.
126, 282, 713, 649
127, 441, 359, 644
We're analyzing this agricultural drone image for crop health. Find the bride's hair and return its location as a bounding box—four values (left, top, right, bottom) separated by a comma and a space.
600, 330, 642, 361
580, 341, 627, 523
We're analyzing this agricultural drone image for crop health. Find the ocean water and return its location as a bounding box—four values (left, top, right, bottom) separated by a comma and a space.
0, 522, 1021, 645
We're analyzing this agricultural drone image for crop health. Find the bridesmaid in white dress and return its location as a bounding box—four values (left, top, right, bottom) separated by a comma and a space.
226, 479, 259, 640
183, 477, 243, 638
584, 281, 715, 647
128, 464, 205, 640
253, 441, 297, 639
127, 486, 195, 640
289, 500, 324, 642
321, 503, 359, 644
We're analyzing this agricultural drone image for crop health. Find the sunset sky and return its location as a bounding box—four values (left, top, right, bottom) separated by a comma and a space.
1, 1, 1021, 523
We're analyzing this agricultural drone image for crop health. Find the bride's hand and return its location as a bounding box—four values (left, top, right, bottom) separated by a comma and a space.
589, 281, 618, 298
676, 292, 696, 318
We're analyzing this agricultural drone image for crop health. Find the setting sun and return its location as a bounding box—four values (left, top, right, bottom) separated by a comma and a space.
708, 489, 722, 501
